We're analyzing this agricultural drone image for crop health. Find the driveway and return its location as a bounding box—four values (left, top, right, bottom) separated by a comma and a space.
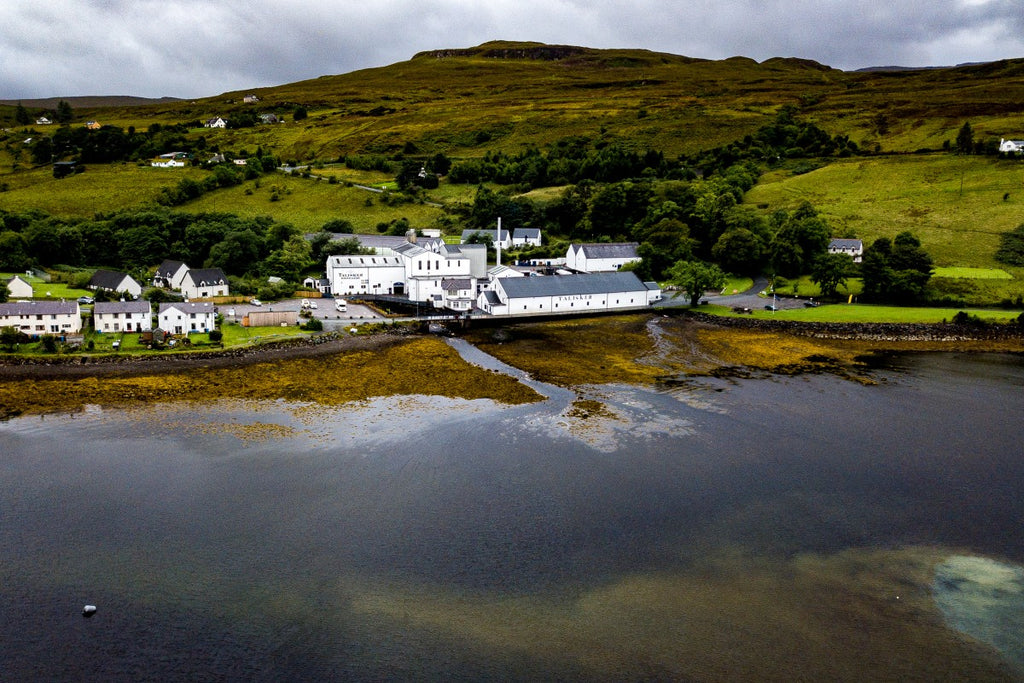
656, 277, 808, 312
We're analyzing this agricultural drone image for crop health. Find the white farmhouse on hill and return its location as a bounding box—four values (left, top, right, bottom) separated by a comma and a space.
999, 138, 1024, 154
827, 238, 864, 263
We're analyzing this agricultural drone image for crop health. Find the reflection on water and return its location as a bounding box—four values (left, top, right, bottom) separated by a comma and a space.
2, 352, 1023, 680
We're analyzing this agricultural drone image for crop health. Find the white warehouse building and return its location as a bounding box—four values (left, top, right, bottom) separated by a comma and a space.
326, 254, 406, 297
477, 271, 660, 316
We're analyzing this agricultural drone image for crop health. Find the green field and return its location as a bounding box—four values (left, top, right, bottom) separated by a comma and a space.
932, 266, 1013, 279
0, 163, 206, 217
710, 302, 1022, 324
179, 174, 449, 232
745, 155, 1024, 269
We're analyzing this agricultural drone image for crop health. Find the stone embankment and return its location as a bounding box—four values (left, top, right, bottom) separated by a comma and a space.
0, 330, 411, 379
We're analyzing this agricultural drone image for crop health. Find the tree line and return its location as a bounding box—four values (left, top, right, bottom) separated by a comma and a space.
0, 207, 372, 296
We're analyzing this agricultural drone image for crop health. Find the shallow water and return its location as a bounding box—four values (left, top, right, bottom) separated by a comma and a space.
2, 352, 1023, 680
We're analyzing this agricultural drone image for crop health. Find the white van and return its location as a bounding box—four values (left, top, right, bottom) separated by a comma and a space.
335, 299, 347, 313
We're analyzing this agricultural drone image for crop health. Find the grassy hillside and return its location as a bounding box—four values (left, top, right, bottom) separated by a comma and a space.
6, 42, 1024, 164
745, 155, 1024, 267
3, 41, 1024, 304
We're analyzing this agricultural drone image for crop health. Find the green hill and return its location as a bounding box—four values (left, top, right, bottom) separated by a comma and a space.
3, 41, 1024, 304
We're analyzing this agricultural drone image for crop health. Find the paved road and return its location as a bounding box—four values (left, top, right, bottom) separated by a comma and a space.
656, 277, 810, 312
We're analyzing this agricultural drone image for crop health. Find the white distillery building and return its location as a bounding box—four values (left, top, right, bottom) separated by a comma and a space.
393, 241, 474, 305
158, 302, 216, 335
566, 242, 641, 273
93, 301, 153, 333
326, 254, 407, 297
477, 271, 660, 316
0, 300, 82, 336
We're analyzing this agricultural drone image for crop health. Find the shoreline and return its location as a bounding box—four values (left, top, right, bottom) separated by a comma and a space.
1, 314, 1022, 384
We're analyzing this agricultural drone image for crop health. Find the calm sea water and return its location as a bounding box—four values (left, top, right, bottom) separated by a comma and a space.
1, 351, 1022, 680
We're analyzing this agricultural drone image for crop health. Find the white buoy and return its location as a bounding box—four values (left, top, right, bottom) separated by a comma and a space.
82, 605, 97, 618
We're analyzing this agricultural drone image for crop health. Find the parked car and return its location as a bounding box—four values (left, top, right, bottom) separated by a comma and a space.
250, 299, 262, 306
301, 299, 318, 309
77, 296, 94, 305
804, 299, 820, 308
335, 299, 347, 312
764, 304, 778, 311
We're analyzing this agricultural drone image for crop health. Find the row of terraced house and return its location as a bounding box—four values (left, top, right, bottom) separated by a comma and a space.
0, 301, 216, 338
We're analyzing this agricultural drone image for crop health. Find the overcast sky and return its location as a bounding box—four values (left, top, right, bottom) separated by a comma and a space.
2, 0, 1023, 99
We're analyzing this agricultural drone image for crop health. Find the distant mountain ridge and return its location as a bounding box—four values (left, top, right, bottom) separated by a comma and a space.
0, 95, 182, 108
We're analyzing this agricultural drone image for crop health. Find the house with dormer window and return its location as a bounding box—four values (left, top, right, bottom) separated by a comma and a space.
179, 268, 229, 299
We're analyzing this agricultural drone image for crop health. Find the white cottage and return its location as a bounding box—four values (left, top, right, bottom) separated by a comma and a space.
153, 260, 190, 289
566, 243, 641, 273
999, 138, 1024, 154
0, 300, 82, 336
158, 302, 216, 335
511, 228, 542, 247
88, 269, 142, 298
179, 268, 229, 299
93, 300, 152, 333
5, 275, 34, 299
827, 238, 864, 263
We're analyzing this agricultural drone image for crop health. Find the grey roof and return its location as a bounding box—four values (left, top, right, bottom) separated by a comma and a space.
89, 269, 134, 291
0, 300, 79, 316
828, 239, 863, 249
319, 234, 444, 253
183, 268, 227, 286
573, 242, 640, 259
156, 260, 187, 276
158, 302, 215, 315
482, 290, 502, 305
328, 254, 403, 267
462, 229, 510, 241
94, 301, 151, 315
442, 278, 472, 291
512, 228, 541, 238
498, 272, 646, 299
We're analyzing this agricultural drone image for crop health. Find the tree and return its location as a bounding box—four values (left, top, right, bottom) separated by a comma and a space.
860, 232, 933, 303
995, 223, 1024, 266
712, 228, 764, 274
956, 121, 974, 155
0, 231, 30, 271
665, 260, 726, 306
15, 102, 30, 125
293, 105, 308, 121
55, 100, 73, 124
810, 252, 852, 298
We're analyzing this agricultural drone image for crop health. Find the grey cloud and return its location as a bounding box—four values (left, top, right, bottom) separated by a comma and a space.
1, 0, 1022, 99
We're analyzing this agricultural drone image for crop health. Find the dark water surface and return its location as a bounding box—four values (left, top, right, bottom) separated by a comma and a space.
2, 352, 1023, 680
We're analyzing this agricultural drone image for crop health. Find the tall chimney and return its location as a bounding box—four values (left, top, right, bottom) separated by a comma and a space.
496, 217, 501, 266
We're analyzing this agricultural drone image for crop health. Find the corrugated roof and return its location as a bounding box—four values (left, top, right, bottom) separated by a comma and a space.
498, 272, 645, 299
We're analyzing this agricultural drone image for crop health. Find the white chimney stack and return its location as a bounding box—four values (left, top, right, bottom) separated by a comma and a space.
496, 217, 502, 266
